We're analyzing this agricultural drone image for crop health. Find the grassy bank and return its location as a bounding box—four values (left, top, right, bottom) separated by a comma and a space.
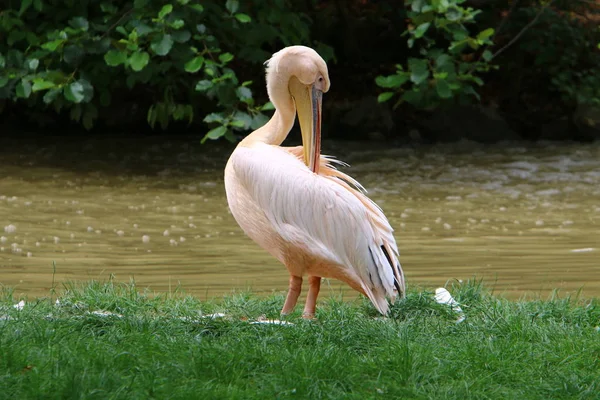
1, 280, 599, 399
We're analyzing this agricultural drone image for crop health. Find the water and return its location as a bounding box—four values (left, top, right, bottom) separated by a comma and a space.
1, 136, 599, 299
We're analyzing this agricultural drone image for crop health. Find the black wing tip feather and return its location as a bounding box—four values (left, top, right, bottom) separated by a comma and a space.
381, 245, 403, 295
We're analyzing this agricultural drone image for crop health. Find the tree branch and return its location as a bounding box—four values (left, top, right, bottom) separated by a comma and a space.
491, 0, 555, 60
492, 0, 521, 41
100, 7, 135, 39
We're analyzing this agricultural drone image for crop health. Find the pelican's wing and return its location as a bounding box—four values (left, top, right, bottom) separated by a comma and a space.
231, 143, 404, 314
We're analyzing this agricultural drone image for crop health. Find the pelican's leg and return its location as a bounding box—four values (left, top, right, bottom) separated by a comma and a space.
281, 275, 302, 315
302, 276, 321, 318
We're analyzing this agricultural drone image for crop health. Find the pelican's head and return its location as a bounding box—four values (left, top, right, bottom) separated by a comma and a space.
266, 46, 330, 173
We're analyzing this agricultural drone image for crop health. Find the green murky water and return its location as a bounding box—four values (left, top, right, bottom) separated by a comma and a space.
1, 136, 599, 299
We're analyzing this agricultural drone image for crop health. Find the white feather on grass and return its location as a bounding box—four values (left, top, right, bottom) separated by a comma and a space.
434, 288, 465, 323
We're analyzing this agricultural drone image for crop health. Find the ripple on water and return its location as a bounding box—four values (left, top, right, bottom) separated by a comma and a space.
1, 138, 599, 298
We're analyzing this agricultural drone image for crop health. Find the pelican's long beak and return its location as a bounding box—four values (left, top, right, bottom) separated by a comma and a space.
290, 79, 322, 174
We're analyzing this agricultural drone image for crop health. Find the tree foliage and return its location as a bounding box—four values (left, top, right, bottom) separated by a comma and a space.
1, 0, 599, 141
0, 0, 313, 141
376, 0, 495, 108
503, 1, 600, 108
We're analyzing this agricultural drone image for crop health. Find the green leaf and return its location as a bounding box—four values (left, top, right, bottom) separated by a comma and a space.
41, 39, 64, 51
64, 81, 85, 103
184, 104, 194, 124
482, 50, 493, 62
33, 0, 42, 11
100, 3, 118, 13
435, 79, 452, 99
189, 4, 204, 12
79, 79, 94, 102
104, 50, 128, 66
402, 89, 424, 105
69, 16, 89, 31
156, 103, 170, 129
225, 0, 239, 13
232, 111, 252, 129
25, 32, 40, 46
134, 0, 150, 8
234, 13, 251, 23
413, 23, 430, 39
170, 19, 185, 29
27, 58, 39, 71
435, 54, 452, 69
133, 23, 154, 37
43, 88, 61, 104
6, 50, 24, 68
434, 0, 449, 12
88, 38, 111, 54
260, 102, 275, 111
19, 0, 33, 15
195, 80, 213, 91
408, 58, 430, 85
202, 126, 227, 143
63, 45, 84, 65
463, 85, 481, 100
458, 62, 470, 75
377, 92, 394, 103
16, 79, 32, 98
411, 0, 424, 12
158, 4, 173, 19
184, 56, 204, 73
151, 34, 174, 56
0, 77, 8, 88
224, 131, 236, 142
172, 30, 191, 43
32, 79, 56, 92
471, 76, 484, 86
129, 51, 150, 72
477, 28, 495, 42
250, 113, 269, 130
236, 86, 252, 101
218, 52, 234, 63
172, 103, 191, 121
115, 26, 128, 36
7, 31, 25, 46
82, 104, 98, 130
446, 7, 463, 21
8, 31, 25, 46
203, 113, 224, 123
448, 25, 468, 41
70, 104, 82, 122
0, 54, 5, 68
147, 105, 157, 128
375, 74, 409, 89
229, 119, 246, 128
127, 29, 139, 43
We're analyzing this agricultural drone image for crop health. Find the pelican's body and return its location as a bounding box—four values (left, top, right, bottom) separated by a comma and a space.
224, 46, 405, 316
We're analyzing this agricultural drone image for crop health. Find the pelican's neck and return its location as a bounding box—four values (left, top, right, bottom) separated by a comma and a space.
239, 68, 297, 147
240, 105, 295, 147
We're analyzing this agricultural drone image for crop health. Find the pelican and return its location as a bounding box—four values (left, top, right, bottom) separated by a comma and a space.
224, 46, 405, 317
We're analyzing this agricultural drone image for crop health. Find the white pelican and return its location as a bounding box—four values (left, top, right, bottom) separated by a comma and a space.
224, 46, 405, 317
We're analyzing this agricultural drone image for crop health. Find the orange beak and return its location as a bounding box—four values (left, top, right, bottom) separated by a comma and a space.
291, 82, 322, 174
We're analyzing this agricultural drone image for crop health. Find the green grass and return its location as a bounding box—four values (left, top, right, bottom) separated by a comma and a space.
1, 279, 599, 399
